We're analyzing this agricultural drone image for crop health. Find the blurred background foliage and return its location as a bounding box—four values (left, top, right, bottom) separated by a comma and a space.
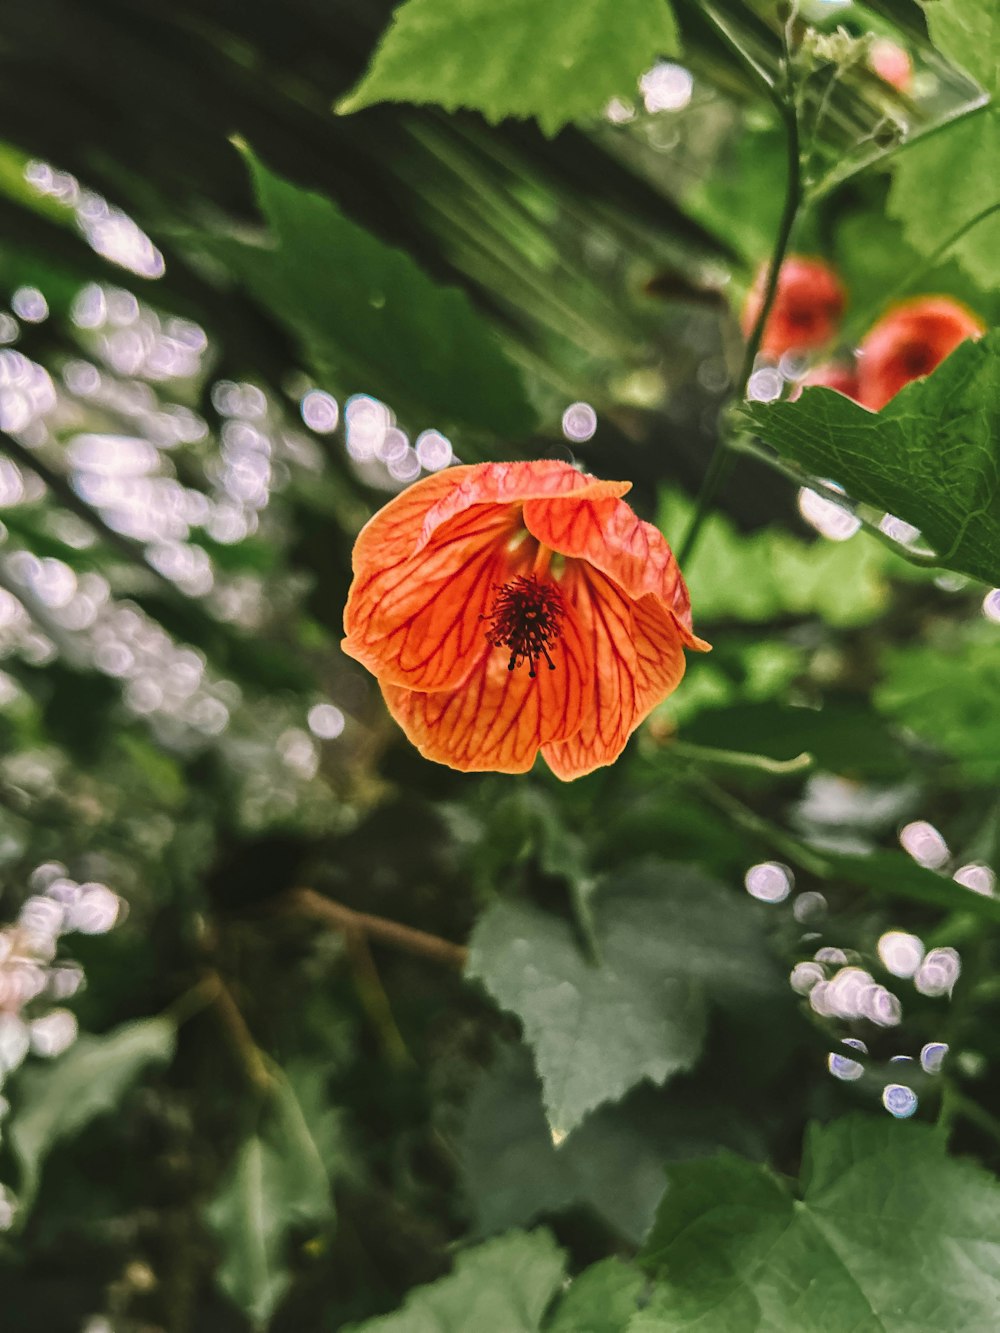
0, 0, 997, 1329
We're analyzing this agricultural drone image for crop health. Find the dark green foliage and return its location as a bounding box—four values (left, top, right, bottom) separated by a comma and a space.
0, 0, 996, 1329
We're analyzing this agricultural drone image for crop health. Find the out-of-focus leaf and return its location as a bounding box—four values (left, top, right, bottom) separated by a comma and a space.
545, 1258, 644, 1332
888, 0, 1000, 289
660, 489, 902, 627
347, 1230, 566, 1333
205, 1066, 342, 1329
823, 847, 1000, 922
682, 701, 911, 780
212, 149, 536, 437
876, 625, 1000, 785
461, 1044, 767, 1245
635, 1115, 1000, 1331
9, 1016, 176, 1212
682, 122, 786, 264
467, 862, 779, 1135
742, 330, 1000, 587
339, 0, 679, 137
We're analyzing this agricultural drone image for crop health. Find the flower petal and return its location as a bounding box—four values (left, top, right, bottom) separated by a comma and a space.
541, 562, 639, 781
415, 461, 630, 555
522, 494, 709, 650
632, 593, 687, 722
380, 600, 589, 774
343, 503, 518, 691
349, 461, 630, 576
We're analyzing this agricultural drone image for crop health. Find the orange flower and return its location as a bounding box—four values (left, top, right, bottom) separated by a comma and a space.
856, 296, 985, 411
342, 460, 709, 780
742, 256, 846, 360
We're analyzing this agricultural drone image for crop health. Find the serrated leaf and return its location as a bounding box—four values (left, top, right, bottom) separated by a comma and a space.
461, 1044, 769, 1245
466, 862, 778, 1134
546, 1258, 644, 1332
742, 330, 1000, 587
9, 1016, 176, 1213
215, 149, 534, 436
348, 1230, 566, 1333
339, 0, 679, 137
205, 1069, 342, 1329
634, 1115, 1000, 1331
876, 624, 1000, 787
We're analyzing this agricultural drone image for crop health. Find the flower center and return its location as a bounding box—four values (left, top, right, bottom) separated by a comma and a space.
480, 575, 565, 678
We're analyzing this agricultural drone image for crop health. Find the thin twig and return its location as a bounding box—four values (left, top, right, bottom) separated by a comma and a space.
286, 887, 469, 970
205, 968, 275, 1094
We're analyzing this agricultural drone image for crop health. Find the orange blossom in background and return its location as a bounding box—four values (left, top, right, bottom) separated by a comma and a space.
742, 255, 846, 359
856, 296, 986, 410
342, 460, 709, 780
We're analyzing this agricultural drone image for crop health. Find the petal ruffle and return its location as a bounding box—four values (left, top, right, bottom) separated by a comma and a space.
522, 494, 710, 650
540, 562, 639, 781
350, 461, 630, 577
343, 503, 518, 691
380, 595, 589, 774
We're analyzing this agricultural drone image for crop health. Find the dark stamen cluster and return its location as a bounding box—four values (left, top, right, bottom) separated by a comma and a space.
480, 575, 565, 677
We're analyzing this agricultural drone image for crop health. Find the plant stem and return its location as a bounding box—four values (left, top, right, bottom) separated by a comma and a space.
677, 51, 802, 567
286, 887, 469, 969
668, 739, 814, 775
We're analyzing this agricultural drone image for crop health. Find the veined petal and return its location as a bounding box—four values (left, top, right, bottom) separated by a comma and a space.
522, 493, 709, 650
343, 504, 518, 691
350, 461, 630, 574
380, 602, 588, 774
415, 461, 630, 555
541, 562, 639, 782
632, 593, 687, 722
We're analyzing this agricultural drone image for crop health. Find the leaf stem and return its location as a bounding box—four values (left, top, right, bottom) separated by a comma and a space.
285, 887, 469, 969
677, 29, 802, 567
668, 739, 814, 775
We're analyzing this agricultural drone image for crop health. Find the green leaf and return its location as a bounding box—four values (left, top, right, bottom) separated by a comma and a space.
683, 121, 786, 263
823, 847, 1000, 923
546, 1258, 644, 1332
634, 1115, 1000, 1331
339, 0, 679, 136
461, 1044, 769, 1245
466, 862, 779, 1135
348, 1230, 566, 1333
682, 701, 911, 781
876, 625, 1000, 786
888, 0, 1000, 288
205, 1067, 343, 1329
9, 1016, 176, 1213
742, 330, 1000, 587
215, 149, 535, 436
659, 489, 903, 628
888, 116, 1000, 292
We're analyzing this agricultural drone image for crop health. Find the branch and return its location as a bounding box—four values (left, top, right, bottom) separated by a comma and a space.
285, 887, 469, 970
